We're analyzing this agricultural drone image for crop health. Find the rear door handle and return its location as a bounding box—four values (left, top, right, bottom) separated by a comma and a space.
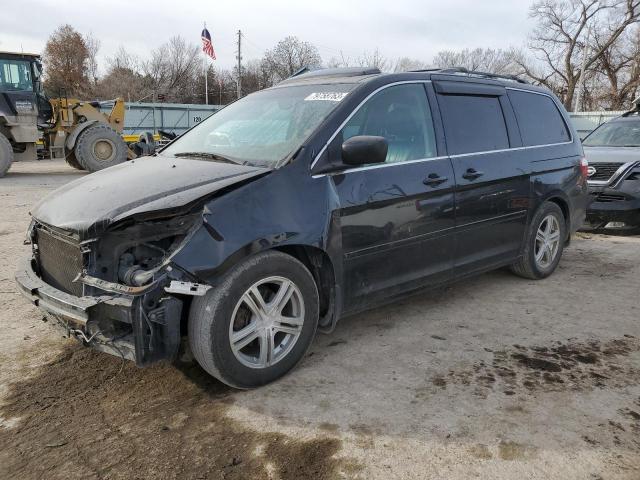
423, 173, 448, 187
462, 168, 484, 180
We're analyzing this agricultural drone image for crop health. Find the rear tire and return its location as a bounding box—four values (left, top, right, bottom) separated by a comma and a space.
510, 202, 566, 280
74, 124, 128, 172
188, 251, 319, 389
0, 133, 14, 178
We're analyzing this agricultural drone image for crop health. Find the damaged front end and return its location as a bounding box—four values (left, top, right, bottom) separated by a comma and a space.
16, 210, 209, 366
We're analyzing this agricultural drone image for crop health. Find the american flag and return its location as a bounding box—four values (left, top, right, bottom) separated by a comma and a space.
201, 27, 216, 60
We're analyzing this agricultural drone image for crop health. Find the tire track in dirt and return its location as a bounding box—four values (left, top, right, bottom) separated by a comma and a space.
0, 344, 360, 480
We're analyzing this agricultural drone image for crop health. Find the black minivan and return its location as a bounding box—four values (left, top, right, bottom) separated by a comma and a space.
16, 67, 590, 388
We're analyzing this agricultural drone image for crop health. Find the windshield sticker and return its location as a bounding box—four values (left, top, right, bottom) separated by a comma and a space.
304, 92, 349, 102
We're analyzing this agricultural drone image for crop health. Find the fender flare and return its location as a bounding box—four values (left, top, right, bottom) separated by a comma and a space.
65, 120, 99, 150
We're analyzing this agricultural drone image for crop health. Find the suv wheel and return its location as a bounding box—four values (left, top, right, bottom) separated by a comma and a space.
510, 201, 566, 280
188, 250, 319, 389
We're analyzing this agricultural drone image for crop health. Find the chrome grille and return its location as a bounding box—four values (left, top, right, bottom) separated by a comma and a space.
588, 162, 623, 182
36, 227, 84, 296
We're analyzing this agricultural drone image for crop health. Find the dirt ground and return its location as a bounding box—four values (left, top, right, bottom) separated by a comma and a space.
0, 159, 639, 480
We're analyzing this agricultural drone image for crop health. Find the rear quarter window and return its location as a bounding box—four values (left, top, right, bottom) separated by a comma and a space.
508, 90, 571, 146
438, 94, 509, 155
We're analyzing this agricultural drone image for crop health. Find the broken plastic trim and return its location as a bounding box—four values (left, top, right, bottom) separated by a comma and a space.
164, 280, 211, 296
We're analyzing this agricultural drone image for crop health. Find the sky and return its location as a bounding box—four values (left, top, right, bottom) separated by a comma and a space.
1, 0, 535, 73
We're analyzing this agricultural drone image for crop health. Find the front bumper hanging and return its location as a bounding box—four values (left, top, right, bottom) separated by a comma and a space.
15, 256, 182, 366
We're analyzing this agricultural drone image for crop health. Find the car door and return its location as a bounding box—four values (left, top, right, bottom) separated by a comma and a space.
315, 82, 456, 311
434, 79, 530, 275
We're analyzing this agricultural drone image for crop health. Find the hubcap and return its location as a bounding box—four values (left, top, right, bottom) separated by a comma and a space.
534, 214, 561, 269
229, 276, 305, 369
93, 139, 115, 161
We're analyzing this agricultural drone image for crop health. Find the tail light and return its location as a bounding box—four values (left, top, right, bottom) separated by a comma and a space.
579, 157, 589, 179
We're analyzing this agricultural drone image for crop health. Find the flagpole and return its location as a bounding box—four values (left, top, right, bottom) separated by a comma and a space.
204, 56, 208, 105
203, 22, 209, 105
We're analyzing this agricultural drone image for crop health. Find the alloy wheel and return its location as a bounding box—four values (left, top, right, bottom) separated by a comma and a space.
534, 214, 561, 269
229, 276, 305, 369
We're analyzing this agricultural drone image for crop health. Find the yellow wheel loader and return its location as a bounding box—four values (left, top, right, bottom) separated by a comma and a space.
0, 51, 153, 177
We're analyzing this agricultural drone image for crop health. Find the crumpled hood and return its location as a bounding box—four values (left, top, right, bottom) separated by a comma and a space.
583, 146, 640, 165
31, 155, 269, 235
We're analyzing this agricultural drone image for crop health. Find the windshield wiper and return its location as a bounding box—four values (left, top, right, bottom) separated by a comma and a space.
172, 151, 245, 165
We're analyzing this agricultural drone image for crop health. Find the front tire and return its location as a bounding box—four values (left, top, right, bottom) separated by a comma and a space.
0, 133, 14, 178
65, 150, 85, 170
188, 251, 319, 389
74, 124, 128, 172
511, 202, 566, 280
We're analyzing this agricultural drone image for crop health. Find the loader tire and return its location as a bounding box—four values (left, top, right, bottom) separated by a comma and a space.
0, 133, 14, 178
65, 150, 85, 170
74, 124, 128, 172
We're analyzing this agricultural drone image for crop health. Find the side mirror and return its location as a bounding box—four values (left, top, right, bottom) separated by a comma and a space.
341, 135, 388, 166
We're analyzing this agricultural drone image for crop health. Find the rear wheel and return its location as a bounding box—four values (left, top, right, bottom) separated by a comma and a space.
74, 124, 128, 172
188, 251, 319, 389
0, 132, 13, 178
510, 202, 566, 280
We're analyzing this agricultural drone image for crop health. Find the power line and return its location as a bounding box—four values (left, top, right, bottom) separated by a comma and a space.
240, 33, 263, 56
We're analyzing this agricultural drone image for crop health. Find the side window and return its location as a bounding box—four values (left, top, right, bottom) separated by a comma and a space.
438, 94, 509, 155
339, 84, 437, 164
508, 90, 571, 146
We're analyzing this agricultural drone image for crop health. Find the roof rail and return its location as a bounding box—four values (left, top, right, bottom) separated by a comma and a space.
414, 67, 529, 85
281, 66, 382, 83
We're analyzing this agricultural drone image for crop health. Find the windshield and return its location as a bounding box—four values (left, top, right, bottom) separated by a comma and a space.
583, 119, 640, 147
0, 59, 33, 92
162, 83, 355, 167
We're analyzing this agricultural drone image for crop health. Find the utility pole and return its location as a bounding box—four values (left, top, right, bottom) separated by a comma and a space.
574, 24, 591, 113
236, 30, 242, 99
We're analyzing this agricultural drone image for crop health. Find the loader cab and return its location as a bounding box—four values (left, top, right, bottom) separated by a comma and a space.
0, 52, 41, 93
0, 51, 40, 116
0, 52, 50, 125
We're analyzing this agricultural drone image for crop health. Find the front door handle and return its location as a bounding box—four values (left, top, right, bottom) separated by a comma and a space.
462, 168, 484, 180
423, 173, 448, 187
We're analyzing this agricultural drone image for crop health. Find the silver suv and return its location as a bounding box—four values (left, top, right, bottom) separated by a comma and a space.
583, 110, 640, 230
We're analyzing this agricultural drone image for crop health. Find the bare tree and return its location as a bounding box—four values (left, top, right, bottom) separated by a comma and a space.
95, 47, 145, 101
84, 32, 100, 90
325, 51, 353, 68
262, 36, 322, 82
393, 57, 430, 72
142, 36, 201, 103
592, 25, 640, 108
356, 48, 391, 71
107, 46, 140, 72
433, 48, 516, 74
515, 0, 640, 110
